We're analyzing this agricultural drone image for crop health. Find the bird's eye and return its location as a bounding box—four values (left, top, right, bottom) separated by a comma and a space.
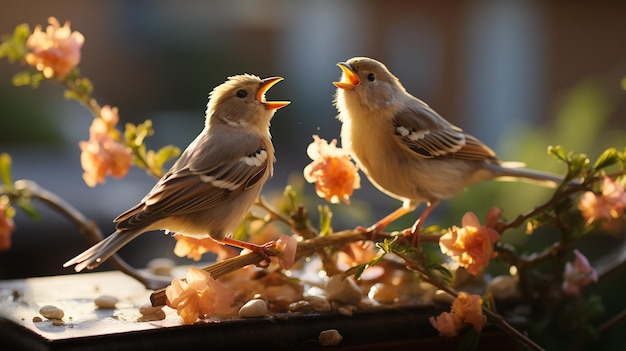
236, 89, 247, 98
367, 73, 376, 82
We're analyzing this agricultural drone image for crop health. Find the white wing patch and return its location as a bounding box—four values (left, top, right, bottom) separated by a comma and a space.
396, 125, 430, 141
199, 175, 240, 191
241, 149, 268, 167
197, 149, 266, 191
211, 179, 240, 190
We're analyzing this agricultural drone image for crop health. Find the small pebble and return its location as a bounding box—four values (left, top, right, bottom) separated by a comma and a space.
433, 290, 455, 304
137, 303, 166, 322
326, 275, 362, 305
306, 296, 331, 312
288, 296, 332, 313
32, 316, 43, 323
337, 305, 357, 317
147, 258, 175, 276
39, 305, 64, 320
318, 329, 343, 346
95, 295, 118, 309
368, 283, 399, 304
488, 275, 519, 300
239, 299, 268, 318
288, 300, 313, 313
52, 319, 65, 326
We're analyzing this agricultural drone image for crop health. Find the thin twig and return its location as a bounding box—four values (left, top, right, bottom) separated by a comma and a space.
149, 228, 415, 306
1, 180, 170, 290
596, 308, 626, 335
394, 251, 545, 351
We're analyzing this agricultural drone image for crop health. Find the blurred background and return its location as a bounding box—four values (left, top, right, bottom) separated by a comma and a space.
1, 0, 626, 348
0, 1, 625, 278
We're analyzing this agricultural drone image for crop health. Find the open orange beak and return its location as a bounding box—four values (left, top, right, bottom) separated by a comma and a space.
258, 77, 290, 110
333, 62, 361, 90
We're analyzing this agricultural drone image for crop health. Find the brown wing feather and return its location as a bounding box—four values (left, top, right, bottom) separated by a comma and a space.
447, 134, 500, 162
393, 100, 499, 163
114, 131, 270, 231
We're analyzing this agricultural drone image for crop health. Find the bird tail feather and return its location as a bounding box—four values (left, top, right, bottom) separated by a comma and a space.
486, 163, 565, 188
63, 229, 142, 272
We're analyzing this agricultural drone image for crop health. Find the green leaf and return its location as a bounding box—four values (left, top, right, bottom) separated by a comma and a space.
376, 236, 399, 254
64, 89, 82, 102
11, 71, 32, 86
131, 144, 148, 169
76, 77, 93, 96
152, 145, 180, 171
569, 153, 590, 178
593, 147, 618, 171
134, 120, 154, 146
548, 145, 569, 163
344, 248, 387, 280
124, 122, 137, 143
283, 185, 297, 211
343, 263, 368, 280
29, 72, 44, 88
427, 263, 453, 284
0, 23, 30, 63
0, 153, 13, 191
318, 204, 332, 236
428, 263, 452, 279
16, 198, 41, 221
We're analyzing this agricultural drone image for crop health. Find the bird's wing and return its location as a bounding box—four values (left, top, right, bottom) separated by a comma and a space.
392, 101, 498, 162
114, 131, 271, 231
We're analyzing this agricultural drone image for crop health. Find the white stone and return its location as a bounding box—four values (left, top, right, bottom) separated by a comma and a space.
488, 275, 519, 300
238, 299, 267, 318
325, 275, 362, 305
94, 295, 118, 309
39, 305, 64, 320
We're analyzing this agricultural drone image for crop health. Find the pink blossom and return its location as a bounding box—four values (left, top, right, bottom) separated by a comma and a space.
275, 234, 297, 269
79, 106, 132, 187
25, 17, 84, 79
578, 176, 626, 233
562, 249, 598, 296
439, 211, 500, 276
338, 240, 377, 267
165, 267, 235, 325
429, 311, 462, 337
173, 235, 238, 262
0, 203, 15, 251
79, 136, 131, 187
303, 135, 360, 204
430, 292, 486, 337
336, 241, 385, 280
451, 292, 487, 332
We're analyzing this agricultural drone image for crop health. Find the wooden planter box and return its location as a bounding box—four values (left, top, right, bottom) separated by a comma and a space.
0, 270, 519, 350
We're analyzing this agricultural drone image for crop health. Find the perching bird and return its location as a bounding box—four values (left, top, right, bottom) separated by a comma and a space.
333, 57, 563, 245
64, 74, 290, 272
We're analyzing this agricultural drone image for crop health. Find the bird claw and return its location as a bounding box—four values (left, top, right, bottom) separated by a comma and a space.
220, 237, 278, 267
251, 241, 277, 268
404, 223, 422, 247
357, 224, 382, 241
355, 225, 370, 233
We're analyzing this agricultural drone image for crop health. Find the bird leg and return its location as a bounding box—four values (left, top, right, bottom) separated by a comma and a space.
407, 201, 438, 247
219, 237, 277, 267
358, 205, 416, 242
370, 206, 413, 232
